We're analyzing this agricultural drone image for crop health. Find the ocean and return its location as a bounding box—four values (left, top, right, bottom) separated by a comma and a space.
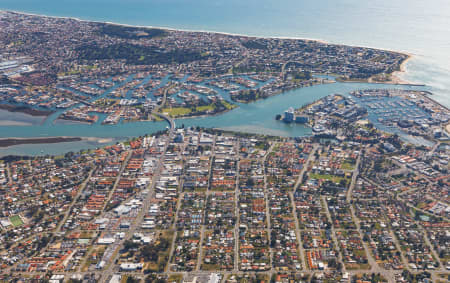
0, 0, 449, 155
1, 0, 449, 107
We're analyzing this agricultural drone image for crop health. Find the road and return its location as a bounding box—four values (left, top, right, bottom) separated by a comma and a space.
322, 195, 346, 272
102, 152, 133, 212
263, 144, 274, 271
6, 163, 12, 184
233, 158, 241, 273
291, 144, 319, 271
100, 102, 176, 282
196, 136, 216, 271
345, 152, 361, 204
345, 152, 395, 281
56, 168, 95, 233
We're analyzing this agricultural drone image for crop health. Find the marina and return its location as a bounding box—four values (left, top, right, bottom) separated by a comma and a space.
0, 80, 428, 156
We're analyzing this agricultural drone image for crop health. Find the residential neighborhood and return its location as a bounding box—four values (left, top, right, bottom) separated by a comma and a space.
0, 8, 448, 283
0, 116, 448, 282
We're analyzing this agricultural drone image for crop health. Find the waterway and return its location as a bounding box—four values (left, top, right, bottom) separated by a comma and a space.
1, 0, 449, 106
0, 109, 45, 126
0, 80, 427, 156
0, 0, 448, 155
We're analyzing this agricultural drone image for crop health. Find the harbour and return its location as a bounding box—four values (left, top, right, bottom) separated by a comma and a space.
0, 80, 427, 156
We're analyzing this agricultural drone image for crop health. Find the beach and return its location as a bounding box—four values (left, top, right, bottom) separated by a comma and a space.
1, 0, 449, 110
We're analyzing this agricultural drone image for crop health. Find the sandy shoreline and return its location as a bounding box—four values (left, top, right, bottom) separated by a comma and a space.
1, 9, 414, 56
0, 10, 329, 44
390, 55, 414, 85
1, 9, 418, 88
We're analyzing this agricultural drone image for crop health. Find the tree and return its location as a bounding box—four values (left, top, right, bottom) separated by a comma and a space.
123, 240, 139, 251
127, 276, 140, 283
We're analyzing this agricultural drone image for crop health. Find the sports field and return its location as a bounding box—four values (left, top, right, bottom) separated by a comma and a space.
9, 215, 24, 227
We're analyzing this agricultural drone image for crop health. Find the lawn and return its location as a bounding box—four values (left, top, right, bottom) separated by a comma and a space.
162, 107, 192, 117
9, 215, 24, 227
81, 246, 106, 271
196, 105, 215, 112
144, 230, 174, 272
222, 100, 237, 110
162, 101, 236, 118
201, 263, 222, 271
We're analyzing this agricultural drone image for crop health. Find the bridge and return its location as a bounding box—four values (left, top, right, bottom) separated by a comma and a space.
155, 112, 175, 130
154, 84, 176, 131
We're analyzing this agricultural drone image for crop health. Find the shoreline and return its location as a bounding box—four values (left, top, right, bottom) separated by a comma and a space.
1, 9, 414, 59
390, 55, 414, 85
0, 136, 118, 148
0, 136, 82, 148
164, 105, 238, 120
0, 104, 54, 117
336, 55, 416, 85
1, 10, 418, 87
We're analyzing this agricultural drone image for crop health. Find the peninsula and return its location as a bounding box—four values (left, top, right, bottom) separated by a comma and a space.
1, 10, 449, 283
0, 11, 408, 125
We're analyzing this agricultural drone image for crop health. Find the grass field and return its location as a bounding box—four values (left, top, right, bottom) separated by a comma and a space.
222, 100, 236, 110
162, 105, 215, 117
196, 105, 215, 112
162, 101, 236, 118
9, 215, 24, 227
162, 107, 192, 117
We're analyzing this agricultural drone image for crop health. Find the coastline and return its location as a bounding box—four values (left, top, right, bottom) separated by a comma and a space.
1, 10, 418, 89
3, 10, 448, 157
335, 55, 417, 86
1, 9, 413, 59
390, 55, 414, 85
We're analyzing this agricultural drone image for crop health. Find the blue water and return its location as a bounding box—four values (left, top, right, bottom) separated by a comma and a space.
1, 0, 449, 105
0, 0, 448, 155
0, 109, 45, 126
0, 80, 426, 156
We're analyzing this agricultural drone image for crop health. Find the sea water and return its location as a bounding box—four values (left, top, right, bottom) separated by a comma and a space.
0, 0, 448, 105
0, 0, 448, 155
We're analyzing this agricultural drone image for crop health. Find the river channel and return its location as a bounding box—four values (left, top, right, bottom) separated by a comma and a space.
0, 79, 428, 156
